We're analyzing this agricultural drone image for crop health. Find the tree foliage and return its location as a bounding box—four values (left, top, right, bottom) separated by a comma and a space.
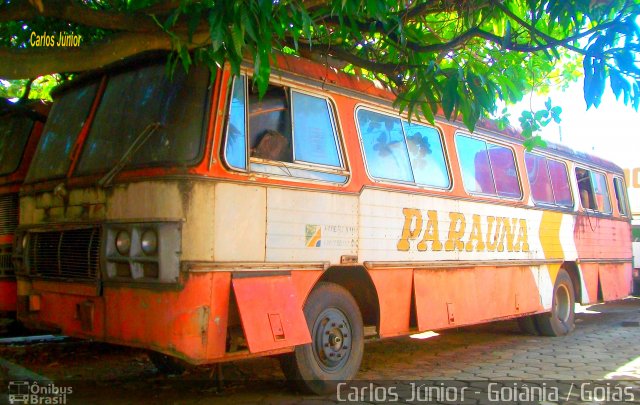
1, 0, 639, 142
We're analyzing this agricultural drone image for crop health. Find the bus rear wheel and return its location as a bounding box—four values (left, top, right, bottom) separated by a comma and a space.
280, 282, 364, 395
535, 269, 575, 336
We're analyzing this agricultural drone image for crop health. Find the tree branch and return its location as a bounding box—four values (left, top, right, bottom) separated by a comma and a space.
0, 0, 160, 32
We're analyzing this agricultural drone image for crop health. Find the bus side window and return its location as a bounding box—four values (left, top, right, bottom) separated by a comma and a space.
547, 159, 573, 207
225, 76, 248, 170
357, 109, 414, 183
576, 167, 597, 210
525, 153, 554, 204
291, 92, 342, 168
403, 122, 450, 189
456, 135, 496, 195
248, 85, 292, 163
613, 177, 629, 216
488, 143, 521, 199
591, 171, 612, 214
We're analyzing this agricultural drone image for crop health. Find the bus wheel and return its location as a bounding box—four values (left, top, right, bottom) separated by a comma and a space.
535, 269, 575, 336
517, 316, 540, 335
280, 282, 364, 395
148, 351, 187, 375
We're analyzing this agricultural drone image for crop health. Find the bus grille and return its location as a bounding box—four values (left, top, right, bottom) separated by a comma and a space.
0, 194, 19, 237
27, 227, 101, 281
0, 244, 14, 277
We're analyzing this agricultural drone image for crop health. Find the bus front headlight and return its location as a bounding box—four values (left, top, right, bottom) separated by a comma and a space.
115, 230, 131, 255
140, 229, 158, 255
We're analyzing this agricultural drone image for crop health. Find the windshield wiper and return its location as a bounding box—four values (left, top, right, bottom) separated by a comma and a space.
98, 122, 162, 187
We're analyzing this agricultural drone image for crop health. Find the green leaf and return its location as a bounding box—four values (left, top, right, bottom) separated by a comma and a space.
230, 24, 244, 57
534, 110, 549, 120
442, 76, 458, 120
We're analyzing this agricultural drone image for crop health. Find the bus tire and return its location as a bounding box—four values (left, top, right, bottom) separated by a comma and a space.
534, 269, 575, 336
517, 315, 540, 335
148, 351, 187, 375
279, 282, 364, 395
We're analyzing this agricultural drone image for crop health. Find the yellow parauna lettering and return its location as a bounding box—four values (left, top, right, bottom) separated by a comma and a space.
515, 218, 530, 252
397, 208, 423, 251
465, 214, 486, 252
444, 212, 466, 251
500, 217, 518, 252
398, 209, 530, 254
417, 210, 442, 251
485, 216, 502, 252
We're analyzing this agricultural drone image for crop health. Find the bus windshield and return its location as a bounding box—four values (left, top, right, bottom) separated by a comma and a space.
75, 63, 210, 176
26, 83, 98, 182
0, 113, 34, 176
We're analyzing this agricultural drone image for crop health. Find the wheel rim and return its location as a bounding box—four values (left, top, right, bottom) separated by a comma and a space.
312, 307, 352, 372
554, 284, 571, 322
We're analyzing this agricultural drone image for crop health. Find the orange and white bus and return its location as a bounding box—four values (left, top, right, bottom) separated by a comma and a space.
14, 54, 632, 394
0, 99, 47, 316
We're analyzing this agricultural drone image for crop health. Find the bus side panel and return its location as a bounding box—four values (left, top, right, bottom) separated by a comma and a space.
599, 262, 632, 300
213, 183, 266, 262
574, 216, 632, 259
264, 188, 358, 263
413, 266, 542, 331
368, 268, 413, 337
574, 216, 632, 299
579, 263, 600, 304
206, 272, 231, 359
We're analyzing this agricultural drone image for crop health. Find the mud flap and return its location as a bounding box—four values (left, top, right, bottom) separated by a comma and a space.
599, 263, 632, 300
232, 274, 311, 353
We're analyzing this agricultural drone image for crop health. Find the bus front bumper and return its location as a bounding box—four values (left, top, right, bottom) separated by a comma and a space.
16, 273, 231, 364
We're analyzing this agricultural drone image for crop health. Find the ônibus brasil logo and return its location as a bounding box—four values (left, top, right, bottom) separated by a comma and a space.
8, 381, 72, 404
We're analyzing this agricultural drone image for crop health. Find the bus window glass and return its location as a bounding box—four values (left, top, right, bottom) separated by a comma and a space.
292, 92, 341, 167
576, 168, 596, 210
248, 85, 292, 162
488, 144, 521, 198
0, 114, 33, 176
225, 76, 247, 170
613, 177, 629, 216
591, 171, 612, 213
76, 63, 209, 175
357, 109, 413, 182
456, 135, 496, 195
548, 159, 572, 207
404, 122, 450, 188
26, 83, 98, 182
525, 153, 554, 204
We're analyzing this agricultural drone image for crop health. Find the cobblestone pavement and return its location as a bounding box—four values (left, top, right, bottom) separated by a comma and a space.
1, 298, 640, 404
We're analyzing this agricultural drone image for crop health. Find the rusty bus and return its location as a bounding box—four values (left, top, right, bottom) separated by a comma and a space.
0, 99, 47, 316
14, 54, 632, 394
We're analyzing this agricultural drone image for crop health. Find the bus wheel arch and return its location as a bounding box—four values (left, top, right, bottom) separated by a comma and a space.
561, 261, 582, 304
314, 265, 380, 332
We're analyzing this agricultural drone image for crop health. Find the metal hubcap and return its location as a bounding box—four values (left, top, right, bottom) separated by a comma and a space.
554, 284, 571, 323
313, 308, 352, 371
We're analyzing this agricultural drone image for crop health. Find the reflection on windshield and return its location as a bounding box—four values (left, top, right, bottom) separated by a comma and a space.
0, 114, 34, 176
26, 84, 98, 182
75, 63, 210, 176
